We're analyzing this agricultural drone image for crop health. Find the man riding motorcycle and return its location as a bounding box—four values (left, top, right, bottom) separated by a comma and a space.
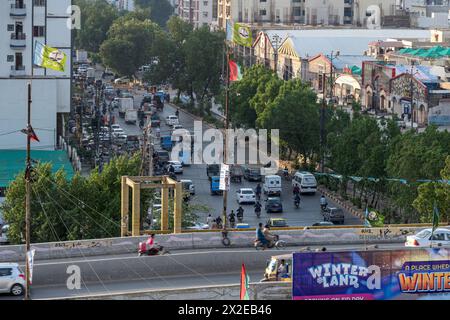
229, 211, 236, 228
255, 184, 262, 200
237, 206, 244, 222
254, 201, 262, 218
263, 225, 276, 245
256, 223, 268, 249
293, 184, 300, 196
294, 193, 301, 208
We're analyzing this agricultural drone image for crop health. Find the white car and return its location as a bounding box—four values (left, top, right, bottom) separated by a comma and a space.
0, 263, 25, 296
166, 161, 183, 174
236, 188, 256, 204
181, 180, 195, 195
115, 134, 127, 144
114, 77, 130, 84
405, 228, 450, 247
186, 222, 209, 230
111, 124, 121, 130
112, 128, 125, 137
165, 115, 179, 126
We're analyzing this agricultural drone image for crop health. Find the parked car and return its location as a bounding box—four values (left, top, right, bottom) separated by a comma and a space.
405, 228, 450, 247
166, 161, 183, 174
236, 188, 256, 204
0, 263, 25, 296
322, 207, 345, 224
180, 180, 195, 195
265, 197, 283, 213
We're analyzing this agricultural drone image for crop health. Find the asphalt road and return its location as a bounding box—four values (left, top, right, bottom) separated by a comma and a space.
112, 89, 362, 228
0, 243, 403, 300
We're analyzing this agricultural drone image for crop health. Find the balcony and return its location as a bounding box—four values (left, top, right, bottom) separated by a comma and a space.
10, 65, 26, 77
10, 33, 26, 49
10, 3, 27, 18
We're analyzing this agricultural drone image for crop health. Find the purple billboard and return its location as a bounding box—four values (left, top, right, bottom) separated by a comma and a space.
292, 249, 450, 300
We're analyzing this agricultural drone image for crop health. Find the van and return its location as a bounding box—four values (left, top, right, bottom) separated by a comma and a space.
292, 171, 317, 194
263, 175, 282, 196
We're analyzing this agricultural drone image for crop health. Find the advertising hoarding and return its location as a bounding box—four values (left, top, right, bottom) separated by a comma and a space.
293, 249, 450, 300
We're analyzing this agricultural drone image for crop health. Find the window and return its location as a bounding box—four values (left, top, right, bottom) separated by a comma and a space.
0, 268, 12, 277
7, 24, 14, 32
431, 233, 445, 241
7, 55, 14, 62
33, 26, 45, 37
34, 0, 46, 6
260, 9, 267, 16
203, 11, 208, 18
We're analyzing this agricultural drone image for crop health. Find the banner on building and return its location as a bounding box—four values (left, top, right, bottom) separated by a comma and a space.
293, 249, 450, 300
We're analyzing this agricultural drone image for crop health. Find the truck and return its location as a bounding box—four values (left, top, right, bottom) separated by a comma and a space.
118, 98, 134, 118
206, 164, 220, 181
75, 50, 88, 63
125, 110, 138, 124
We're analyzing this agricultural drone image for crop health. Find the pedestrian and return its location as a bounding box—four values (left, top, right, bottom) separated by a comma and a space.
206, 214, 213, 229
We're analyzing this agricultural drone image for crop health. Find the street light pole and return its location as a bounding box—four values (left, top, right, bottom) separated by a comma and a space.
320, 72, 326, 174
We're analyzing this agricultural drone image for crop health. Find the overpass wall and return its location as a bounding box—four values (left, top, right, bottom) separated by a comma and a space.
0, 226, 432, 263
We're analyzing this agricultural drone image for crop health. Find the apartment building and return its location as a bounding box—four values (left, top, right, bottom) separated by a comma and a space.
107, 0, 135, 11
0, 0, 72, 150
178, 0, 216, 28
218, 0, 306, 30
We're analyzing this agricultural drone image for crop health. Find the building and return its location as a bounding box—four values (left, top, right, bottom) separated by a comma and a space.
107, 0, 135, 11
178, 0, 216, 28
0, 0, 72, 151
217, 0, 306, 30
273, 28, 431, 80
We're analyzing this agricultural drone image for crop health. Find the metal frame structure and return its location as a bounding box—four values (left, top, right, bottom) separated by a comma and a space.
121, 176, 183, 237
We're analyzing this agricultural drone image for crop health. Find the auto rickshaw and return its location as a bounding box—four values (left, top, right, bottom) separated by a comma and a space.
261, 254, 292, 282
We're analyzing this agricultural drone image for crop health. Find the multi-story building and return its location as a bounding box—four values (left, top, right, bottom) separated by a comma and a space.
0, 0, 72, 150
107, 0, 135, 11
218, 0, 306, 30
178, 0, 215, 28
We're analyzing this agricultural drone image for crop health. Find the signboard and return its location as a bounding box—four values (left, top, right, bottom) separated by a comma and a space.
293, 249, 450, 300
429, 115, 450, 126
219, 164, 230, 191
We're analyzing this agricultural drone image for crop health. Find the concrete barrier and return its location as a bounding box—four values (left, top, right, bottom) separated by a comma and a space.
0, 225, 438, 263
54, 282, 292, 300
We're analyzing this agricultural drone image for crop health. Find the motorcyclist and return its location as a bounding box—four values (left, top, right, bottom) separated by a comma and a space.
254, 201, 262, 217
255, 183, 262, 200
256, 223, 268, 249
229, 211, 236, 227
216, 216, 223, 229
263, 225, 276, 245
320, 195, 328, 210
236, 206, 244, 222
294, 193, 301, 207
175, 109, 180, 117
283, 166, 289, 178
293, 184, 300, 195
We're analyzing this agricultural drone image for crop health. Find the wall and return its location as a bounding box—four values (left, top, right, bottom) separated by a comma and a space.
63, 282, 292, 300
0, 226, 435, 263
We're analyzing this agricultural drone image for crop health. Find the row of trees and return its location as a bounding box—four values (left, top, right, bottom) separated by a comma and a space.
228, 65, 449, 224
2, 155, 202, 244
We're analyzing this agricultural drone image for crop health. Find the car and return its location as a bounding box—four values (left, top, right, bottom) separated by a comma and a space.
156, 150, 170, 164
111, 124, 121, 130
268, 218, 288, 228
236, 188, 256, 204
166, 161, 183, 174
405, 228, 450, 247
165, 115, 179, 126
172, 124, 184, 132
185, 222, 210, 230
292, 171, 318, 194
322, 207, 345, 224
115, 134, 127, 144
312, 221, 335, 227
244, 167, 262, 182
112, 128, 125, 137
180, 180, 195, 195
0, 263, 25, 296
265, 197, 283, 213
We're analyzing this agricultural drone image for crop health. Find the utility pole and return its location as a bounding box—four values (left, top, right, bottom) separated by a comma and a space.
222, 49, 230, 230
25, 83, 32, 300
320, 72, 326, 174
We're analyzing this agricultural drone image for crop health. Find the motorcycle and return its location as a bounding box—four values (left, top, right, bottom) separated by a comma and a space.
138, 243, 169, 256
320, 204, 328, 212
294, 197, 300, 209
237, 214, 243, 223
255, 206, 262, 218
254, 235, 285, 250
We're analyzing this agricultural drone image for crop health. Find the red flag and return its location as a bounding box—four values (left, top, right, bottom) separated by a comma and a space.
229, 60, 243, 82
22, 126, 40, 142
240, 263, 250, 300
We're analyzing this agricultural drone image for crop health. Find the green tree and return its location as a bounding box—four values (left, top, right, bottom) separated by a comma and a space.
134, 0, 173, 27
257, 79, 319, 167
100, 16, 159, 77
73, 0, 119, 52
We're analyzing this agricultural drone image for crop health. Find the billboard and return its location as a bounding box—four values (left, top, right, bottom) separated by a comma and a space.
293, 249, 450, 300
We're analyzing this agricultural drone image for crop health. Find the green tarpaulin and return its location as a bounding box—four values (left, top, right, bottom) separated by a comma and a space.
0, 150, 74, 188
